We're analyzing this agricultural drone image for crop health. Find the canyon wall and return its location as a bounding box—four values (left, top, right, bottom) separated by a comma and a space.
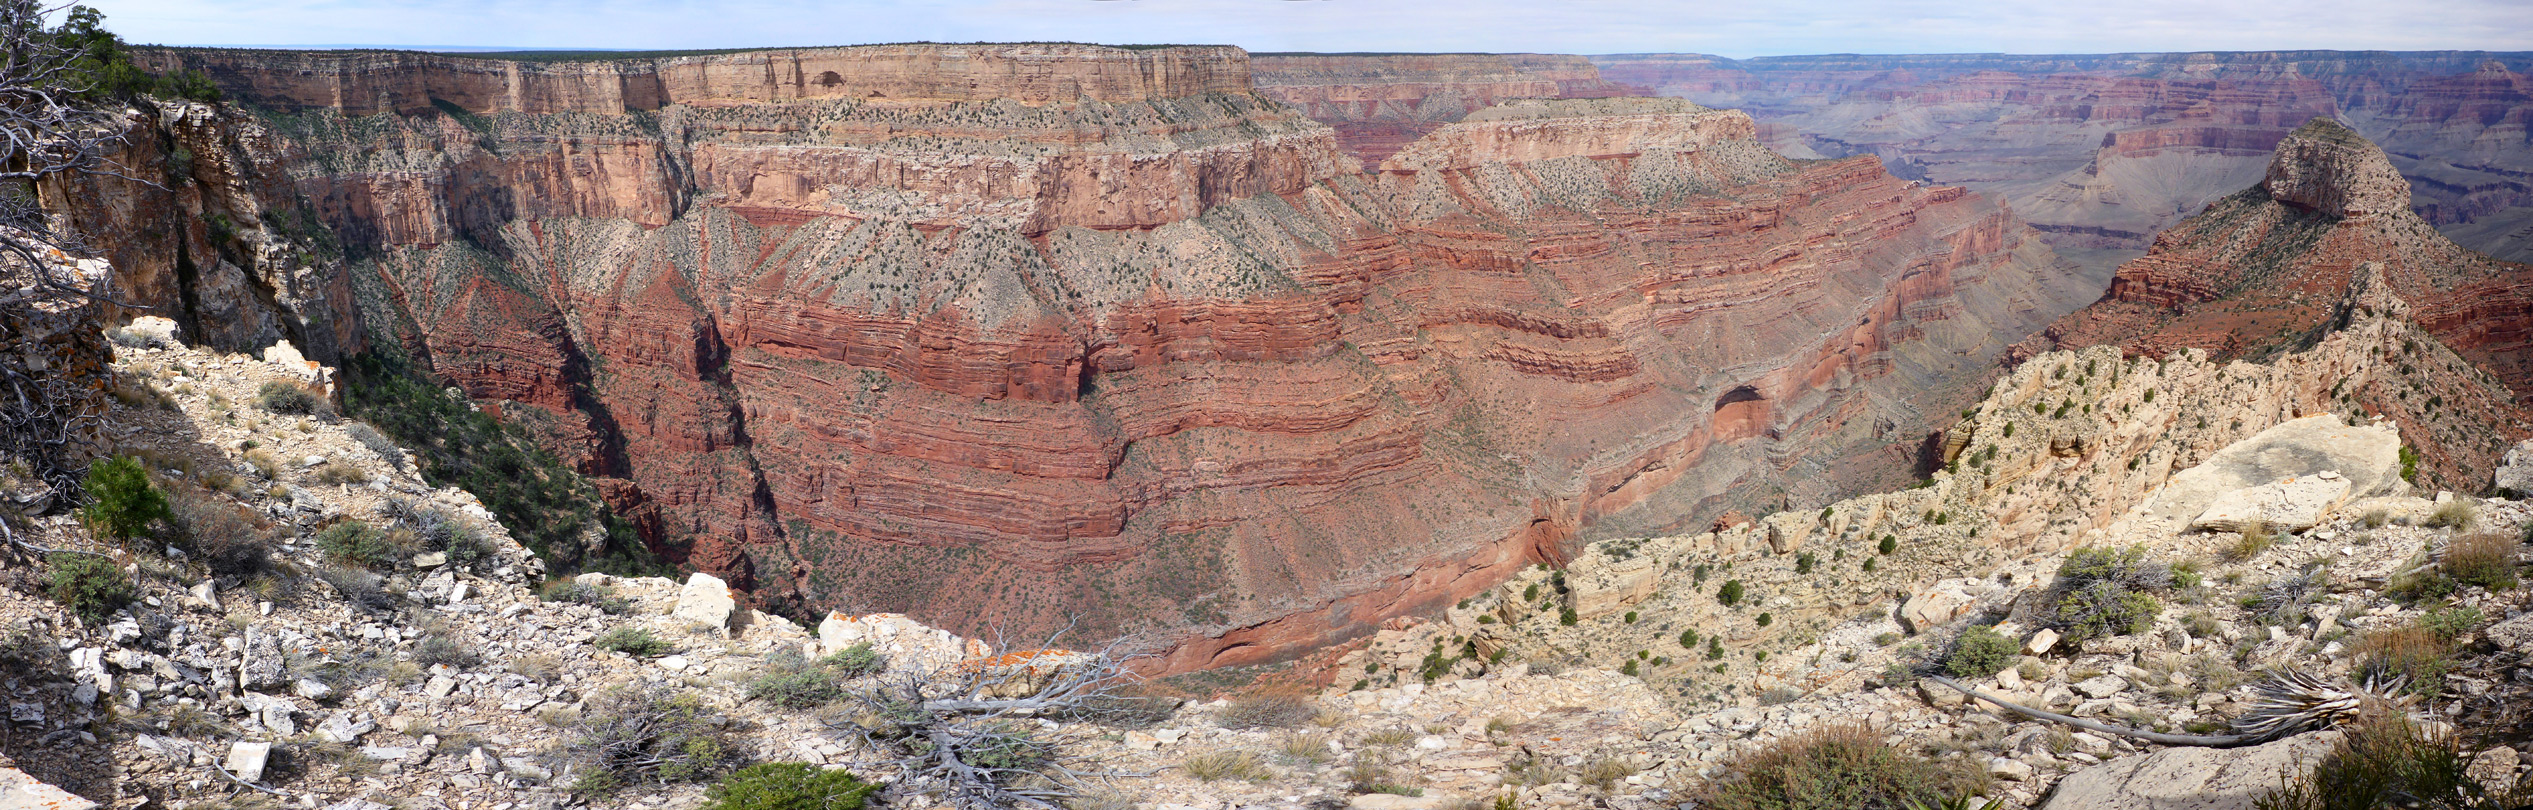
116, 44, 2095, 668
2026, 118, 2533, 489
1594, 51, 2533, 270
1251, 53, 1631, 170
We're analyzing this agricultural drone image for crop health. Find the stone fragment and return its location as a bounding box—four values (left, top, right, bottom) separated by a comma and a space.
2485, 612, 2533, 653
294, 678, 333, 701
2497, 438, 2533, 496
226, 741, 272, 783
318, 713, 374, 744
0, 765, 98, 810
2190, 472, 2353, 533
322, 801, 394, 810
411, 552, 446, 568
1990, 757, 2035, 781
423, 676, 456, 698
1899, 582, 1978, 633
672, 572, 736, 629
2135, 415, 2403, 534
2043, 732, 2337, 810
240, 625, 285, 690
2074, 676, 2130, 699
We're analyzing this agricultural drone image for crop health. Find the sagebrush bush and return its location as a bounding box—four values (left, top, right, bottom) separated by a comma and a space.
80, 456, 169, 540
317, 565, 396, 611
310, 461, 368, 485
704, 763, 876, 810
569, 685, 743, 793
820, 642, 881, 675
595, 626, 674, 657
2224, 521, 2277, 563
1700, 723, 1988, 810
46, 552, 136, 622
255, 380, 323, 415
2050, 546, 2170, 646
1943, 626, 2017, 678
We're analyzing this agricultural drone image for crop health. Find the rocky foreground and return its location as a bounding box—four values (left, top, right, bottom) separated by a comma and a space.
3, 240, 2530, 810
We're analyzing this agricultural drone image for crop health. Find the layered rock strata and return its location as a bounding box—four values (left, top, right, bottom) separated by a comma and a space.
121, 45, 2092, 667
1596, 51, 2533, 267
1250, 53, 1631, 170
2028, 119, 2533, 487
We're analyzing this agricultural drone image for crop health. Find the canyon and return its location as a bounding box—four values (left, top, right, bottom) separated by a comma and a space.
105, 44, 2093, 668
1592, 51, 2533, 270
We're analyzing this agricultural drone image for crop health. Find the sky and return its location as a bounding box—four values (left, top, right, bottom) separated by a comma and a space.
83, 0, 2533, 58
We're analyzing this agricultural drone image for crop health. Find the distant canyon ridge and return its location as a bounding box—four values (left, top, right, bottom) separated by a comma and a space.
74, 44, 2528, 671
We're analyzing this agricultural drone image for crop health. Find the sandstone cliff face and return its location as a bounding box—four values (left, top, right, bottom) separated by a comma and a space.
136, 45, 2092, 669
1251, 53, 1630, 170
42, 102, 359, 358
1595, 51, 2533, 267
2030, 119, 2533, 489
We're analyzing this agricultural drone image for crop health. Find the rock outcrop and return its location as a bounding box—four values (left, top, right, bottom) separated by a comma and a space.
1251, 53, 1630, 169
2027, 120, 2533, 489
1595, 51, 2533, 266
109, 45, 2096, 665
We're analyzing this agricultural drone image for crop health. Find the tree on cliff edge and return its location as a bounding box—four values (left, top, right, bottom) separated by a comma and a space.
0, 0, 141, 510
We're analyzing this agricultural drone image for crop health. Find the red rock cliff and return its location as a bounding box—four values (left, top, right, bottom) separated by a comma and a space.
1251, 53, 1632, 170
161, 46, 2093, 669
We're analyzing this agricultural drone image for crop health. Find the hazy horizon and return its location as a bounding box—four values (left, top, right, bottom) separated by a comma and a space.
78, 0, 2533, 60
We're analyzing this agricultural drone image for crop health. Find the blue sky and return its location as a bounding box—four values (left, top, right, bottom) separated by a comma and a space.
87, 0, 2533, 57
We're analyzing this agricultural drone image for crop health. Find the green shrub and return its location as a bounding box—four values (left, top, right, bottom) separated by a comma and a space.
749, 650, 848, 710
569, 685, 743, 793
254, 381, 323, 415
1795, 552, 1816, 575
1558, 606, 1579, 626
2253, 713, 2530, 810
1700, 723, 1988, 810
45, 552, 136, 622
1942, 626, 2017, 678
79, 456, 169, 540
1757, 612, 1774, 627
1878, 535, 1897, 555
414, 634, 480, 668
317, 520, 410, 568
540, 579, 633, 614
704, 763, 876, 810
1718, 580, 1745, 606
2398, 446, 2420, 484
2050, 545, 2170, 646
594, 627, 674, 658
821, 642, 881, 675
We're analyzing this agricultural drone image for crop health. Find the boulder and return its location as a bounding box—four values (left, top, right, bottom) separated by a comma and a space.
2190, 471, 2353, 533
1899, 580, 1980, 633
240, 624, 285, 690
2484, 611, 2533, 653
2042, 731, 2338, 810
2499, 439, 2533, 497
2025, 628, 2062, 656
2137, 415, 2401, 534
120, 315, 181, 348
818, 612, 992, 673
0, 765, 98, 810
671, 572, 736, 629
226, 741, 272, 783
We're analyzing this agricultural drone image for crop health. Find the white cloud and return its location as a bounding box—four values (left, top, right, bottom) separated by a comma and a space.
80, 0, 2533, 56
